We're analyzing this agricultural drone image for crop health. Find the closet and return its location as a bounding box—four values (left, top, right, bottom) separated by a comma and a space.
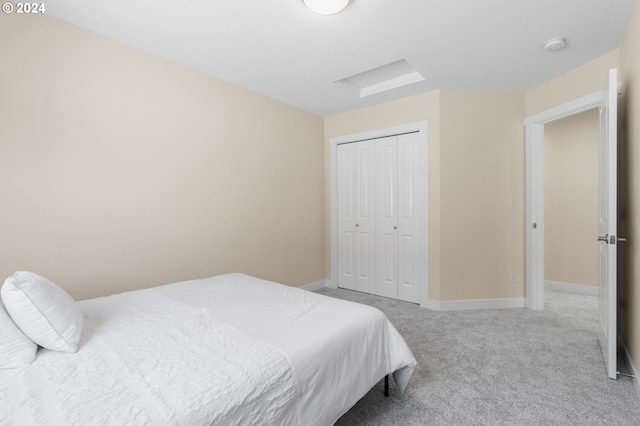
336, 132, 423, 303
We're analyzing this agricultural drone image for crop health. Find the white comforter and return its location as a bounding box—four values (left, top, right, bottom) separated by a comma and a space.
0, 273, 417, 426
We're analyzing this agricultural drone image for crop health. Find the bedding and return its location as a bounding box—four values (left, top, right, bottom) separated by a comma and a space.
1, 271, 84, 353
0, 273, 417, 426
0, 302, 37, 369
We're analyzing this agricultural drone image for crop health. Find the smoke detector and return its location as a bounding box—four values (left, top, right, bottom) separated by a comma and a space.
544, 38, 567, 52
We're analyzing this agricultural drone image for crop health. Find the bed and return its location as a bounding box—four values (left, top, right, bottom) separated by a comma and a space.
0, 273, 416, 425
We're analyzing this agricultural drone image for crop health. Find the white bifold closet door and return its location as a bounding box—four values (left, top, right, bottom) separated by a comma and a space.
337, 132, 421, 303
337, 139, 376, 294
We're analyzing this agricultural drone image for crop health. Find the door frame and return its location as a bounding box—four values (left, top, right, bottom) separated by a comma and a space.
524, 91, 601, 310
328, 121, 429, 307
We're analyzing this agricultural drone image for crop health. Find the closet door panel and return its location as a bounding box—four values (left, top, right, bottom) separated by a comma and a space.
397, 132, 421, 303
375, 136, 398, 299
355, 140, 376, 294
337, 143, 356, 290
337, 130, 425, 303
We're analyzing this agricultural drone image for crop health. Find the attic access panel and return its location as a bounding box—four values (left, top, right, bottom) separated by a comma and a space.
336, 59, 425, 97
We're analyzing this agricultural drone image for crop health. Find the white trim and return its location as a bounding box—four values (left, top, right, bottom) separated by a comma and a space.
329, 121, 429, 145
544, 280, 598, 296
301, 280, 327, 292
620, 337, 640, 404
427, 297, 525, 311
423, 299, 441, 310
329, 121, 429, 305
524, 91, 601, 126
524, 91, 602, 310
525, 123, 545, 310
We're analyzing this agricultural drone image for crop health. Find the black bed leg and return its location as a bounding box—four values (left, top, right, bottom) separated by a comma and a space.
384, 375, 389, 397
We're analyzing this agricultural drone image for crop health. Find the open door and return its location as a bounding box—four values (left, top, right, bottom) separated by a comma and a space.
597, 68, 618, 380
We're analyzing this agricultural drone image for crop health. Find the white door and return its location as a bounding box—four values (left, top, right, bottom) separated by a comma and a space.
337, 141, 376, 293
397, 132, 421, 303
375, 136, 399, 299
355, 140, 377, 294
337, 143, 356, 290
374, 133, 422, 303
597, 68, 618, 380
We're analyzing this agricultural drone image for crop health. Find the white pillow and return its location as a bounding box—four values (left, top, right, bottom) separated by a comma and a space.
0, 301, 37, 369
1, 271, 83, 353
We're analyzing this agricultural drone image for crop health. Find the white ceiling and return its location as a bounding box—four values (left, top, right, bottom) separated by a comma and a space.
45, 0, 636, 117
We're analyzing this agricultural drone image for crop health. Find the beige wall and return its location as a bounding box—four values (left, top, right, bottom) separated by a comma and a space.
0, 14, 325, 300
326, 49, 620, 304
325, 90, 525, 302
439, 91, 525, 301
544, 110, 599, 287
1, 6, 634, 325
620, 0, 640, 387
324, 92, 442, 299
526, 50, 620, 117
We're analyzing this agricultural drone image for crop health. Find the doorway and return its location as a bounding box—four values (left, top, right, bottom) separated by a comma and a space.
544, 109, 599, 296
524, 90, 602, 310
525, 68, 620, 379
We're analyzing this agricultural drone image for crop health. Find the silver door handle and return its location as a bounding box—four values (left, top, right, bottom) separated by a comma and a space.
598, 235, 609, 243
619, 237, 628, 242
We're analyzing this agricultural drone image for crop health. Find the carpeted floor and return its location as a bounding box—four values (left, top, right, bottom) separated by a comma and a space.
315, 287, 640, 425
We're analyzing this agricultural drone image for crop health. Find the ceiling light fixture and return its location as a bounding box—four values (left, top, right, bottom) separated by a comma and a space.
544, 37, 567, 52
303, 0, 350, 15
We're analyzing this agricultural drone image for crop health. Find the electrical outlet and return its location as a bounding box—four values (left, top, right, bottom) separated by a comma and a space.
510, 272, 517, 283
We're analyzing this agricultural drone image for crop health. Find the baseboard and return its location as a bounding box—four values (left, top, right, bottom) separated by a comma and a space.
426, 297, 525, 311
619, 336, 640, 404
545, 280, 598, 296
423, 299, 441, 310
302, 280, 327, 291
317, 285, 524, 311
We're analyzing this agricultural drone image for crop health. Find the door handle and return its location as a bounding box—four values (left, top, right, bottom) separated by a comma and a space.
597, 235, 626, 244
